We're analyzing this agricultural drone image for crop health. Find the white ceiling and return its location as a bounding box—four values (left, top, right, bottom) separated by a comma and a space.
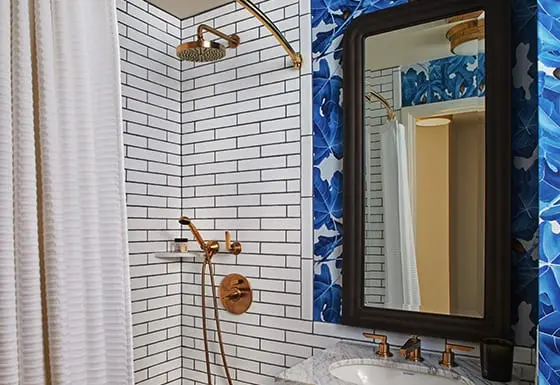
366, 19, 454, 70
366, 12, 485, 70
147, 0, 232, 19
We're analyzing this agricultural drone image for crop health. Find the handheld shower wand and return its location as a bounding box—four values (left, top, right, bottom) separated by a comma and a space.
178, 216, 208, 250
179, 216, 220, 257
179, 216, 242, 256
178, 216, 242, 385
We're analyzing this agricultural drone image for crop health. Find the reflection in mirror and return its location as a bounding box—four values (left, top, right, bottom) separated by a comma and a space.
362, 11, 485, 318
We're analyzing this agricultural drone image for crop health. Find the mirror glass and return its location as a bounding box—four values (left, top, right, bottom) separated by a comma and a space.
362, 11, 486, 318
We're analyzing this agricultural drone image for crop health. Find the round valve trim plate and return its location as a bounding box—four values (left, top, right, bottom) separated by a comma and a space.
219, 273, 252, 315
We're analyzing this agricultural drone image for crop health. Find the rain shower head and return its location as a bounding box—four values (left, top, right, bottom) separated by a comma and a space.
177, 24, 240, 63
177, 40, 227, 62
176, 0, 302, 68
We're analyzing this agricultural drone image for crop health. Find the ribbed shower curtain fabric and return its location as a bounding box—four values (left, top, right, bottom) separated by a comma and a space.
0, 1, 133, 384
380, 120, 421, 311
1, 0, 47, 383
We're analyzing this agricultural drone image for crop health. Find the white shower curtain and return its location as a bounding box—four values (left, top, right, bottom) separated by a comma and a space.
0, 1, 133, 384
380, 120, 421, 311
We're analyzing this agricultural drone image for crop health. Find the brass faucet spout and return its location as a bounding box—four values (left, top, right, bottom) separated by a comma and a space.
400, 336, 420, 352
400, 336, 423, 362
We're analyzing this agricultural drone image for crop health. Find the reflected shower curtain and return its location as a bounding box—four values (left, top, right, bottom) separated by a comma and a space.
0, 1, 133, 384
380, 120, 421, 311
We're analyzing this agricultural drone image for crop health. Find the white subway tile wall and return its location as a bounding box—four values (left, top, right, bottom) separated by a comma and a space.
118, 1, 183, 384
363, 68, 401, 306
118, 1, 536, 384
180, 1, 311, 382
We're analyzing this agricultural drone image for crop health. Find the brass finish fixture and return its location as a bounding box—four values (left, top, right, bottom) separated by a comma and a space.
400, 336, 424, 362
205, 239, 220, 256
198, 24, 241, 48
178, 216, 206, 250
446, 19, 485, 54
236, 0, 303, 69
178, 217, 243, 385
365, 90, 395, 121
179, 216, 235, 258
220, 273, 253, 314
439, 343, 474, 368
363, 333, 393, 358
177, 0, 303, 69
176, 24, 240, 62
225, 231, 242, 255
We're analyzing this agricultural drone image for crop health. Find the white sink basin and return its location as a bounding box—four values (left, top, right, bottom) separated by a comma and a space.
330, 362, 467, 385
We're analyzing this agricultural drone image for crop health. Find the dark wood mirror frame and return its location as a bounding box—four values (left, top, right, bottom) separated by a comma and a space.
342, 0, 511, 341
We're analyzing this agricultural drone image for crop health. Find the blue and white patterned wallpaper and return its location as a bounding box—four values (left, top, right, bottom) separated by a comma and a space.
312, 0, 407, 324
401, 54, 486, 106
537, 0, 560, 382
312, 0, 539, 349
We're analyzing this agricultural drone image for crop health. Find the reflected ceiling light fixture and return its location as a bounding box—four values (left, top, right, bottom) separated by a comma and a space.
446, 11, 485, 56
416, 115, 452, 127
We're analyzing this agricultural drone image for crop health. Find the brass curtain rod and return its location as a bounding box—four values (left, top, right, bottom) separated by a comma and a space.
365, 90, 395, 121
236, 0, 303, 69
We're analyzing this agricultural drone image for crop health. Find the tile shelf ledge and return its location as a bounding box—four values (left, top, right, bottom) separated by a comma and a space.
153, 251, 235, 260
153, 252, 198, 259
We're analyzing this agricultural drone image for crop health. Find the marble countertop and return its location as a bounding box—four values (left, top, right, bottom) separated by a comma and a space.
274, 342, 519, 385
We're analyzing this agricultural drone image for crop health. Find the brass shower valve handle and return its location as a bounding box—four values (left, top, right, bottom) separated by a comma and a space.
225, 288, 243, 301
225, 231, 242, 255
224, 287, 251, 301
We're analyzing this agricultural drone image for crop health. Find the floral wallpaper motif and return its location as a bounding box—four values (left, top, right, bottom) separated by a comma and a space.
401, 54, 486, 107
510, 0, 539, 350
312, 0, 539, 349
312, 0, 407, 324
538, 0, 560, 382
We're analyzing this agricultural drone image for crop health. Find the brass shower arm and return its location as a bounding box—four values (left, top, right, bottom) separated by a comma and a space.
236, 0, 303, 69
365, 90, 395, 121
197, 24, 240, 48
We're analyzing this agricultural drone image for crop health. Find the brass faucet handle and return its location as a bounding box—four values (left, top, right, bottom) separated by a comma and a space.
225, 231, 242, 255
439, 343, 474, 368
363, 333, 393, 358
